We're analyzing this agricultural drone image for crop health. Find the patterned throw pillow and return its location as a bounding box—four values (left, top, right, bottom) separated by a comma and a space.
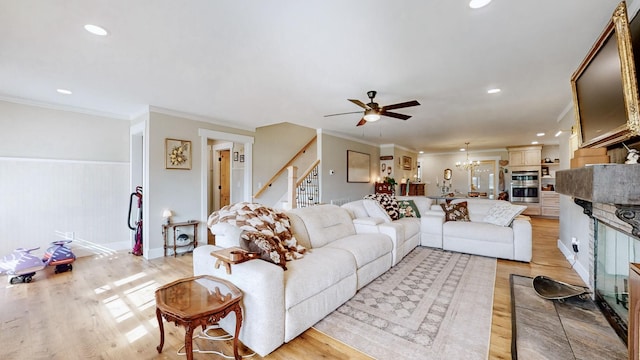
240, 231, 288, 270
398, 199, 421, 218
364, 193, 400, 220
483, 202, 527, 227
440, 201, 470, 222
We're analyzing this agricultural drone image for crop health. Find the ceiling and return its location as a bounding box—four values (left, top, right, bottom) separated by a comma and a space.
0, 0, 635, 153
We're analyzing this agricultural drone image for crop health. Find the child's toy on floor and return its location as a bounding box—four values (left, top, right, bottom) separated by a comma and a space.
0, 240, 76, 284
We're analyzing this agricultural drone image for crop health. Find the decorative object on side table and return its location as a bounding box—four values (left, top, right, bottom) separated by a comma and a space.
624, 143, 640, 164
162, 209, 173, 225
165, 138, 191, 170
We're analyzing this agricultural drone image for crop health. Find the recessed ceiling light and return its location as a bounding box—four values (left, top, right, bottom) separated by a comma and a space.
419, 151, 424, 154
531, 141, 539, 145
536, 132, 545, 137
487, 88, 501, 94
555, 131, 563, 137
460, 148, 466, 152
84, 24, 108, 36
56, 88, 72, 95
469, 0, 492, 9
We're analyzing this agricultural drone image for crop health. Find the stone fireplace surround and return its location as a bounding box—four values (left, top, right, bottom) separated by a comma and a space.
556, 164, 640, 343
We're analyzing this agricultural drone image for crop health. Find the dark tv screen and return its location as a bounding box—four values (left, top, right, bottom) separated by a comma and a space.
575, 29, 627, 145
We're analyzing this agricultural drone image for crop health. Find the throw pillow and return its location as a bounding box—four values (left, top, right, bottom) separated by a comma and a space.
240, 231, 288, 270
483, 202, 527, 227
397, 199, 421, 218
364, 193, 400, 220
440, 201, 470, 222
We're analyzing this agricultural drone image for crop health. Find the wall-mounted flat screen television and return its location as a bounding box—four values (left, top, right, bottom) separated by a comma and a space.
571, 1, 640, 148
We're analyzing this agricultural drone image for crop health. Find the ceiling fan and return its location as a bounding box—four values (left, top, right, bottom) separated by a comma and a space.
324, 90, 420, 126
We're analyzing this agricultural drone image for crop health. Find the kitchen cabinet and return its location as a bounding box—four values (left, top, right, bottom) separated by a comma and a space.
507, 145, 542, 166
540, 191, 559, 218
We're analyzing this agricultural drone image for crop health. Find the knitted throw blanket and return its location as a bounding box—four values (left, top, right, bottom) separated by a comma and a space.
207, 202, 306, 268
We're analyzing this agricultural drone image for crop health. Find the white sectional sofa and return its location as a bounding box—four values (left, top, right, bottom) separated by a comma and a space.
341, 196, 532, 263
421, 198, 532, 262
192, 204, 394, 357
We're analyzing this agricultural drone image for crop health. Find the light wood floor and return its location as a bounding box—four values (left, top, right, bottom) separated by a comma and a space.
0, 218, 583, 359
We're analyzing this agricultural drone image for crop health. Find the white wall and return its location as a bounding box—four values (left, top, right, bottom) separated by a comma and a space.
0, 100, 131, 257
557, 108, 591, 284
252, 122, 317, 208
320, 133, 380, 203
144, 110, 254, 258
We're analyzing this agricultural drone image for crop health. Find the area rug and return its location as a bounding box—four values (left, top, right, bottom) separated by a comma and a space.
313, 247, 496, 360
510, 274, 627, 360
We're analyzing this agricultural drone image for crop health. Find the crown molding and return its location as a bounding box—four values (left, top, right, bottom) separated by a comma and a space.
0, 95, 131, 120
149, 106, 255, 132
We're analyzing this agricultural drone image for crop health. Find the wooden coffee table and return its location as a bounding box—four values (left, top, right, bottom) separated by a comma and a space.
155, 275, 243, 360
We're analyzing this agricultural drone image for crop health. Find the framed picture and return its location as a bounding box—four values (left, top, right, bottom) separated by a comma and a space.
402, 156, 412, 170
347, 150, 370, 183
239, 155, 245, 163
165, 138, 191, 170
233, 152, 239, 161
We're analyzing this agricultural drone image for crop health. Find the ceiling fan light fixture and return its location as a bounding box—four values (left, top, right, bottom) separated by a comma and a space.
363, 109, 381, 122
84, 24, 109, 36
469, 0, 492, 9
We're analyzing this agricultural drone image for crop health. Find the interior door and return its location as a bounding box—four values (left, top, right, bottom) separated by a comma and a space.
219, 150, 230, 208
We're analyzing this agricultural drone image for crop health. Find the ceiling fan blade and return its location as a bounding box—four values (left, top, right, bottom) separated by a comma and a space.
324, 111, 363, 117
356, 118, 367, 126
380, 111, 411, 120
348, 99, 370, 109
381, 100, 420, 111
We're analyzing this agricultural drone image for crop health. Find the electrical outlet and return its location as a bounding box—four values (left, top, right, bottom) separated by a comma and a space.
571, 237, 579, 253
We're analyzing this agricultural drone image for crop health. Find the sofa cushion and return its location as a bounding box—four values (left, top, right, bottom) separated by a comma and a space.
287, 205, 356, 248
341, 200, 369, 219
364, 193, 400, 220
284, 247, 356, 310
440, 201, 470, 222
394, 217, 421, 239
483, 202, 527, 227
325, 233, 393, 269
444, 221, 513, 244
362, 199, 392, 222
397, 199, 420, 218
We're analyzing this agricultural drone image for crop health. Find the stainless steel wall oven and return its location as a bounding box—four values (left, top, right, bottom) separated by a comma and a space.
510, 170, 539, 203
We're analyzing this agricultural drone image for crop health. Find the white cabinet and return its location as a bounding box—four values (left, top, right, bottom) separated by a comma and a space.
507, 145, 542, 166
540, 191, 559, 218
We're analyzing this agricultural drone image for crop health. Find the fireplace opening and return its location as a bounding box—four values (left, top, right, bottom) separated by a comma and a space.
595, 219, 638, 343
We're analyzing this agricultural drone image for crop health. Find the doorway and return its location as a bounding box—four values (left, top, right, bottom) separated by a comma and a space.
219, 149, 230, 208
199, 128, 254, 246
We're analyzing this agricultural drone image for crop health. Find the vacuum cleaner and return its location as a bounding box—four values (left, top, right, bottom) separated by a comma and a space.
0, 240, 76, 284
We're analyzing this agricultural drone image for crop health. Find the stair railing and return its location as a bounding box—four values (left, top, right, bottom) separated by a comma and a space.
253, 135, 317, 199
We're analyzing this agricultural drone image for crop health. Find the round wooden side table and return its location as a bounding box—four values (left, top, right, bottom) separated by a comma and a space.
155, 275, 243, 360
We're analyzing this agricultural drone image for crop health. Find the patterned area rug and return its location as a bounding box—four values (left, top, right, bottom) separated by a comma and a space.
510, 274, 627, 360
313, 247, 496, 359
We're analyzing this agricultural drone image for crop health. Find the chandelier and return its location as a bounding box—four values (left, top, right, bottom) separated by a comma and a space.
456, 142, 480, 171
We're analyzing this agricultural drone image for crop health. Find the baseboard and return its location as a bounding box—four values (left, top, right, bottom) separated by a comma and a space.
557, 239, 589, 287
146, 247, 165, 259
